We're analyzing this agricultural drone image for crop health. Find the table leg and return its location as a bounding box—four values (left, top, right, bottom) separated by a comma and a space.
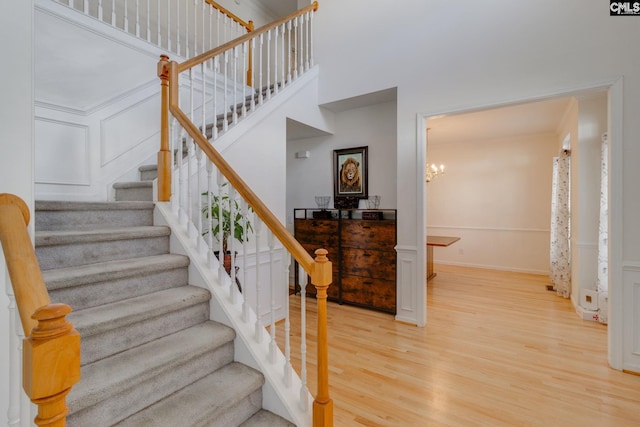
426, 245, 436, 281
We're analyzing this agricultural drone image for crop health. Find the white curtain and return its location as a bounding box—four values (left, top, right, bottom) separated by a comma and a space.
550, 151, 571, 298
597, 133, 608, 323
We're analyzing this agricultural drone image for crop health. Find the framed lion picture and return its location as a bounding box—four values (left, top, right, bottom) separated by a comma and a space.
334, 146, 368, 203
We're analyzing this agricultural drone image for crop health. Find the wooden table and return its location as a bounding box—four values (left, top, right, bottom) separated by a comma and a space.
427, 235, 460, 281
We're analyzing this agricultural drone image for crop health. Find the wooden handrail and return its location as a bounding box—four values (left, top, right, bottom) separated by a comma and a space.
206, 0, 253, 31
160, 56, 315, 273
179, 1, 318, 73
0, 194, 81, 427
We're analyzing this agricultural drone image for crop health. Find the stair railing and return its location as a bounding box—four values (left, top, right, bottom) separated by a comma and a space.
157, 2, 332, 425
0, 194, 81, 427
50, 0, 254, 79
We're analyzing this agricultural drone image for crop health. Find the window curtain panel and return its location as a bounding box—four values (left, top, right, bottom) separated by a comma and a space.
549, 152, 571, 298
597, 133, 608, 323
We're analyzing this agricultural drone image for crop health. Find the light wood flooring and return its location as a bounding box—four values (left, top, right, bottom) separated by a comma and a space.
279, 264, 640, 426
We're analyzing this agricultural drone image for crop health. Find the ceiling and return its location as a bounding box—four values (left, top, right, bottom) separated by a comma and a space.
427, 96, 579, 145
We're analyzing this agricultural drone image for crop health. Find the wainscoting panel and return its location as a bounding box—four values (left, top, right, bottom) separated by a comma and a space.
100, 93, 160, 166
235, 247, 286, 325
395, 246, 419, 325
35, 117, 90, 185
623, 264, 640, 372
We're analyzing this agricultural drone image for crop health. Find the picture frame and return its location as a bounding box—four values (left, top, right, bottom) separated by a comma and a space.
334, 146, 368, 201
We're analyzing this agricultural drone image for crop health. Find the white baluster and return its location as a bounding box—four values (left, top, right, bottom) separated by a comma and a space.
176, 0, 180, 56
299, 264, 309, 411
305, 12, 310, 71
146, 0, 150, 41
268, 230, 277, 363
208, 5, 213, 53
281, 23, 286, 86
309, 9, 315, 68
201, 62, 206, 138
283, 254, 292, 386
287, 20, 292, 83
178, 130, 187, 225
124, 0, 129, 33
273, 26, 279, 95
185, 0, 189, 57
250, 38, 256, 111
201, 0, 206, 55
193, 0, 198, 56
135, 0, 140, 37
267, 30, 272, 101
232, 46, 238, 124
258, 33, 264, 105
298, 16, 304, 77
223, 50, 229, 131
186, 138, 195, 239
84, 0, 88, 15
254, 215, 263, 342
206, 159, 215, 268
212, 57, 219, 140
112, 0, 116, 26
229, 186, 237, 303
242, 41, 248, 117
98, 0, 103, 21
157, 0, 161, 47
195, 144, 205, 255
170, 118, 178, 215
216, 171, 225, 281
167, 0, 172, 52
242, 200, 250, 322
293, 16, 298, 79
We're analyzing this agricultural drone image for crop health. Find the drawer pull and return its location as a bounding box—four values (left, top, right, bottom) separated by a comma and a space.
362, 225, 371, 229
362, 253, 371, 257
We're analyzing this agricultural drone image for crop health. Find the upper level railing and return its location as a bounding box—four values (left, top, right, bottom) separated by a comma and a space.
157, 2, 333, 425
0, 194, 81, 427
53, 0, 254, 80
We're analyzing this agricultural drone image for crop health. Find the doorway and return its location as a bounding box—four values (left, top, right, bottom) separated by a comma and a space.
419, 81, 622, 369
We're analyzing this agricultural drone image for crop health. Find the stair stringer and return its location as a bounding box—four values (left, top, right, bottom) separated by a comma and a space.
154, 202, 312, 427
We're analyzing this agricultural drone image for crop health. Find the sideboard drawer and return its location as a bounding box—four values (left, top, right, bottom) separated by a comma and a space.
340, 248, 396, 280
340, 220, 395, 251
340, 274, 396, 313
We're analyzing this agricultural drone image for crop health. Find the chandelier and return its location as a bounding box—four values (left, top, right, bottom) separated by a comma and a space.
426, 163, 445, 182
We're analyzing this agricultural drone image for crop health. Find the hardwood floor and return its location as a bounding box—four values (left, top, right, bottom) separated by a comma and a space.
279, 264, 640, 426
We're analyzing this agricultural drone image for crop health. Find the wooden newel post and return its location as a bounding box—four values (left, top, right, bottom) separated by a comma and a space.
157, 54, 172, 202
311, 249, 333, 427
23, 303, 81, 427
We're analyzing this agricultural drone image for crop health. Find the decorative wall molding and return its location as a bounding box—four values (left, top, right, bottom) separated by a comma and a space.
100, 92, 161, 167
34, 117, 91, 185
395, 246, 419, 325
428, 225, 550, 233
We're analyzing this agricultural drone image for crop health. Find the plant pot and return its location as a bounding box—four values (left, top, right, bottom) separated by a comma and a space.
214, 251, 242, 293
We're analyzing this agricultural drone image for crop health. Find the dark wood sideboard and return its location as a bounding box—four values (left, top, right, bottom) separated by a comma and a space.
294, 208, 397, 314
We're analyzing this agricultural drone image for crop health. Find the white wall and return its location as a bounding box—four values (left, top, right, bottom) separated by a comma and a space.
427, 132, 558, 274
0, 0, 34, 424
313, 0, 640, 369
286, 100, 398, 226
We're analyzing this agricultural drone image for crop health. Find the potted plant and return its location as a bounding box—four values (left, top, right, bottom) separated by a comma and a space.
201, 186, 253, 275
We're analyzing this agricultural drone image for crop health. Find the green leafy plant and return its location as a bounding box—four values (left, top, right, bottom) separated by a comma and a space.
201, 187, 253, 254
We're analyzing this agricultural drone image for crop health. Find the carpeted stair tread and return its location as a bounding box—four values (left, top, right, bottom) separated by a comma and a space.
35, 226, 170, 246
240, 410, 296, 427
115, 362, 266, 427
69, 285, 211, 365
69, 286, 210, 340
35, 200, 155, 231
43, 254, 190, 311
68, 321, 236, 423
43, 254, 189, 290
35, 226, 170, 270
36, 200, 155, 211
112, 181, 154, 189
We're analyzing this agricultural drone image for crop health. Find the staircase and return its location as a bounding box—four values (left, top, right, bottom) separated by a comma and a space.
34, 170, 294, 426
